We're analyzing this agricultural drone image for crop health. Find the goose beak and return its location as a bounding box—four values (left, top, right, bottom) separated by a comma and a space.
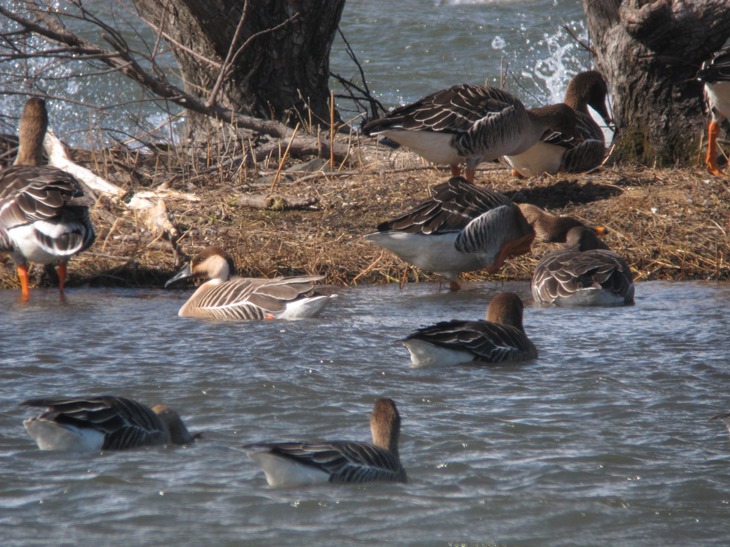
594, 225, 609, 236
165, 263, 194, 288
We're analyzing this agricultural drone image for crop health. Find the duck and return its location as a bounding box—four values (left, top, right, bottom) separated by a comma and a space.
244, 398, 407, 487
364, 177, 535, 290
21, 396, 195, 451
531, 225, 634, 306
503, 71, 614, 176
361, 84, 580, 182
165, 247, 335, 320
0, 98, 96, 300
697, 39, 730, 176
402, 291, 537, 367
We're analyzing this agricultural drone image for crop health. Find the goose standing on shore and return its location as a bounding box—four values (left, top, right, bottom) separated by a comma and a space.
364, 177, 535, 290
21, 396, 195, 451
403, 291, 537, 367
165, 247, 335, 320
244, 398, 407, 487
503, 71, 613, 176
697, 39, 730, 176
531, 226, 634, 306
0, 98, 96, 300
361, 84, 580, 182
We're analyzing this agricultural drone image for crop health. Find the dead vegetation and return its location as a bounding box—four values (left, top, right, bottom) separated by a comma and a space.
1, 139, 729, 292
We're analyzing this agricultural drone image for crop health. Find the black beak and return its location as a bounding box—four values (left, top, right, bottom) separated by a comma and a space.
165, 263, 194, 288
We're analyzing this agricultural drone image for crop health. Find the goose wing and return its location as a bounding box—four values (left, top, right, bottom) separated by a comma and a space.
375, 177, 514, 235
699, 42, 730, 83
404, 319, 537, 363
532, 248, 634, 303
363, 84, 521, 134
0, 166, 95, 255
21, 396, 168, 450
250, 441, 407, 484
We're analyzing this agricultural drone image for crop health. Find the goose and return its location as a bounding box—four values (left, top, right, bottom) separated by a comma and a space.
0, 98, 96, 300
364, 177, 534, 290
165, 247, 334, 320
503, 71, 613, 176
244, 398, 406, 487
531, 225, 634, 306
402, 291, 537, 367
21, 396, 195, 451
712, 411, 730, 436
697, 39, 730, 176
361, 84, 580, 182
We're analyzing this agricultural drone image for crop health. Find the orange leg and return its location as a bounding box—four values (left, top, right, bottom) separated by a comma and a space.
56, 263, 67, 293
17, 264, 30, 301
464, 167, 476, 183
450, 164, 462, 178
706, 120, 723, 176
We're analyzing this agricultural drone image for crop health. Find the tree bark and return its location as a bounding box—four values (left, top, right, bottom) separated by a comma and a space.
583, 0, 730, 166
131, 0, 346, 143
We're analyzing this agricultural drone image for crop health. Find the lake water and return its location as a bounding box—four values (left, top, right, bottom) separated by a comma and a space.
1, 280, 730, 545
1, 0, 592, 145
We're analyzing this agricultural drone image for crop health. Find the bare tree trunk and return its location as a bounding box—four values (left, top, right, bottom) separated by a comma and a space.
131, 0, 346, 143
583, 0, 730, 166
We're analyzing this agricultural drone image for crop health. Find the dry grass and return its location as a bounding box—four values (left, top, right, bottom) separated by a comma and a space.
1, 139, 729, 291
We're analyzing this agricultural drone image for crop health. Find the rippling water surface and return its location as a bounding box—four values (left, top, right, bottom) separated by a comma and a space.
1, 280, 730, 545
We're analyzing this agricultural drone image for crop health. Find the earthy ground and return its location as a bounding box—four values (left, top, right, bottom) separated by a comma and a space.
1, 140, 729, 291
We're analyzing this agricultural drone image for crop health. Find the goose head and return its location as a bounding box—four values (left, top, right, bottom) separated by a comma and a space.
370, 398, 401, 457
486, 291, 525, 331
152, 404, 196, 445
165, 247, 235, 287
564, 225, 611, 251
516, 203, 607, 243
565, 71, 613, 128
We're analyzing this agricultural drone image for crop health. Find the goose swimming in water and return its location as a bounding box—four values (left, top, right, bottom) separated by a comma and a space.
362, 84, 580, 182
244, 398, 407, 487
402, 291, 537, 367
0, 98, 96, 300
165, 247, 335, 320
531, 226, 634, 307
21, 396, 195, 451
503, 71, 613, 176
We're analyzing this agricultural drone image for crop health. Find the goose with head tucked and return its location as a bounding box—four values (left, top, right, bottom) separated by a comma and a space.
402, 291, 537, 367
21, 396, 195, 451
244, 398, 407, 487
361, 84, 580, 182
503, 71, 613, 176
531, 225, 634, 307
0, 98, 96, 300
697, 39, 730, 176
364, 177, 535, 290
165, 247, 334, 320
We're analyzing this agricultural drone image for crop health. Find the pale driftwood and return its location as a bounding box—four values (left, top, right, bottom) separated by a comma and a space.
238, 193, 320, 211
44, 130, 124, 196
43, 129, 178, 240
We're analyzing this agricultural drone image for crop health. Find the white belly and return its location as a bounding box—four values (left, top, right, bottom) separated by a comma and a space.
23, 419, 105, 451
503, 142, 564, 177
379, 129, 463, 165
706, 81, 730, 121
250, 453, 330, 487
364, 232, 491, 278
403, 339, 475, 368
